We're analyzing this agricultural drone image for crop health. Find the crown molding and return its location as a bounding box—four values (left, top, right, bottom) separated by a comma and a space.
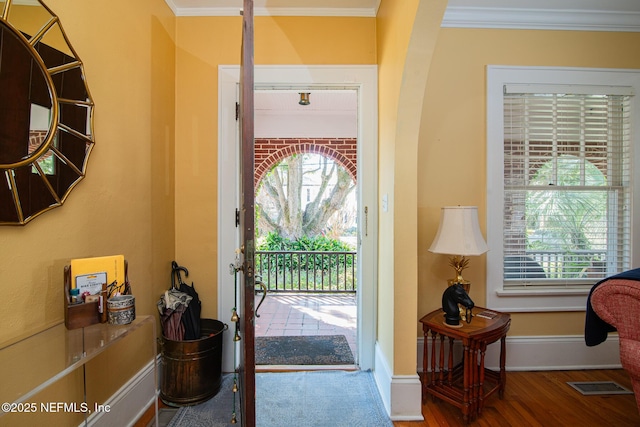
163, 0, 640, 32
172, 5, 377, 18
442, 6, 640, 32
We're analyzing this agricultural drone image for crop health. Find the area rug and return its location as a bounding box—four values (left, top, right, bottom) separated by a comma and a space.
257, 370, 392, 426
167, 374, 236, 427
255, 335, 355, 365
168, 370, 393, 427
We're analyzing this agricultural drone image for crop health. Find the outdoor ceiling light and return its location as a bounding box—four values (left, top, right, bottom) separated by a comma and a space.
299, 92, 310, 105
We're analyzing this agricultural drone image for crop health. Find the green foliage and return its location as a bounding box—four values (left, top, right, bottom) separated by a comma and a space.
524, 155, 608, 278
255, 232, 356, 291
526, 155, 607, 253
258, 231, 353, 252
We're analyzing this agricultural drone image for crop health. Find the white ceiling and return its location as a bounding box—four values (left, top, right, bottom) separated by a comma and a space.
255, 90, 356, 114
254, 90, 357, 139
167, 0, 381, 16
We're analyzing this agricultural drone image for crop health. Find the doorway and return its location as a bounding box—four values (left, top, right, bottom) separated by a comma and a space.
253, 89, 359, 368
218, 65, 378, 373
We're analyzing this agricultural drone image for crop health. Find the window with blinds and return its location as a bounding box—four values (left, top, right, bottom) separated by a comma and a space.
502, 88, 632, 289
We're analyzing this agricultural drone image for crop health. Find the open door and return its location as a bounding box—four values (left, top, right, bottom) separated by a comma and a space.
237, 0, 256, 425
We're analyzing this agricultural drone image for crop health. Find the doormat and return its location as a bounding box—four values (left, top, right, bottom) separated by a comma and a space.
567, 381, 633, 395
256, 335, 355, 365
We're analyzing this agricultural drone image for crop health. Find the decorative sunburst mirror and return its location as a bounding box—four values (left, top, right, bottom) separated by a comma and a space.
0, 0, 94, 225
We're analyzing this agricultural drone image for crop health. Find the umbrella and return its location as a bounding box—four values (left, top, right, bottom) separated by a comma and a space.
171, 261, 202, 340
157, 288, 192, 340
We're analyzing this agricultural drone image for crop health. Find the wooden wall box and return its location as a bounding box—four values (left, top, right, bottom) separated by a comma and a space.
64, 265, 101, 330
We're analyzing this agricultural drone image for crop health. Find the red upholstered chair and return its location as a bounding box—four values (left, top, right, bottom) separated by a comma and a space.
590, 278, 640, 411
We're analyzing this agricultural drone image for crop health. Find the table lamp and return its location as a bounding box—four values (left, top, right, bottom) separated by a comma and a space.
429, 206, 488, 292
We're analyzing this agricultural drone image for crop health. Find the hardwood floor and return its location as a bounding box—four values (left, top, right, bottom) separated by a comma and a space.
395, 369, 639, 427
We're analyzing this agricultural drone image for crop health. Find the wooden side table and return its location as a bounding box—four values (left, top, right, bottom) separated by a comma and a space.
420, 307, 511, 423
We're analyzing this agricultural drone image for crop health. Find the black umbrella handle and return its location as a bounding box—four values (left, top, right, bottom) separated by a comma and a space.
170, 261, 190, 289
171, 261, 178, 289
176, 267, 188, 286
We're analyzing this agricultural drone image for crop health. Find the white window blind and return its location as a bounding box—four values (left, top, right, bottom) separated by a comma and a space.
502, 89, 631, 289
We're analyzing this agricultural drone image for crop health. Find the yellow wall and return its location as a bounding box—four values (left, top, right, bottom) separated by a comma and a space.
417, 28, 640, 336
173, 16, 376, 321
0, 0, 175, 410
0, 0, 175, 344
4, 1, 640, 413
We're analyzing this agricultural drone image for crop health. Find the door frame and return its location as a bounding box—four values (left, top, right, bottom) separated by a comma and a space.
218, 65, 378, 372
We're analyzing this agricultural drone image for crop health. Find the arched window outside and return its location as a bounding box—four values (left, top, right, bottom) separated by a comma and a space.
255, 153, 356, 242
525, 155, 608, 278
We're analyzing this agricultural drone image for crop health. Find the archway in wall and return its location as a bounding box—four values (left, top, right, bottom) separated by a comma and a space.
255, 138, 357, 186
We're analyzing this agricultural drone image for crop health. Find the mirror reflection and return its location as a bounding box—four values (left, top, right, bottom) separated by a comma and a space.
0, 0, 94, 225
0, 19, 53, 167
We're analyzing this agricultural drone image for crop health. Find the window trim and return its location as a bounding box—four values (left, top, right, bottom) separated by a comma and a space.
486, 65, 640, 312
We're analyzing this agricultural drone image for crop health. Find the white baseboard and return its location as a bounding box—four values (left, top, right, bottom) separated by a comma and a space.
374, 343, 424, 422
417, 335, 622, 372
84, 356, 159, 427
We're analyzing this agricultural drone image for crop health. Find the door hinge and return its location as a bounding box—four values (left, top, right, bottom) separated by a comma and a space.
235, 102, 239, 121
235, 208, 240, 227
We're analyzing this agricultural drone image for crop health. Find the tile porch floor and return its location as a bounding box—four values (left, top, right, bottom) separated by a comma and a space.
254, 293, 358, 362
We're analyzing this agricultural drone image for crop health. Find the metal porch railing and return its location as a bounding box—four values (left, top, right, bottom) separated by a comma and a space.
255, 250, 357, 293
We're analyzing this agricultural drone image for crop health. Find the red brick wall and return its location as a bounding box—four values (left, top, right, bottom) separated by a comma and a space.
254, 138, 357, 187
28, 130, 47, 155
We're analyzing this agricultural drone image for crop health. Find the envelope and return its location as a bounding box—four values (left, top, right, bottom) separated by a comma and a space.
71, 255, 125, 292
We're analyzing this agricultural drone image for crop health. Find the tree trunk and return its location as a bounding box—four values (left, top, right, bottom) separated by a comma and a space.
256, 154, 355, 240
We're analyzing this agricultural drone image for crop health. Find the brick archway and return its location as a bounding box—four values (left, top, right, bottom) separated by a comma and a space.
254, 138, 357, 188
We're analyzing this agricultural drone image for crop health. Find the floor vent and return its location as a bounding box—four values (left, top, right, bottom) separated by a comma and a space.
567, 381, 633, 396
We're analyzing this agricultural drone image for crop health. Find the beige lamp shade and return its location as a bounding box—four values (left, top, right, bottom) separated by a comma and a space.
429, 206, 488, 256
